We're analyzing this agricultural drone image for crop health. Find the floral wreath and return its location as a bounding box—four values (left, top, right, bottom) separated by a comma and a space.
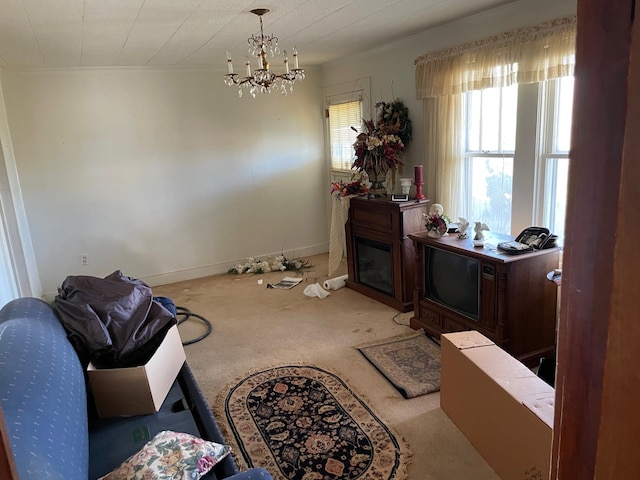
376, 99, 412, 147
351, 98, 412, 174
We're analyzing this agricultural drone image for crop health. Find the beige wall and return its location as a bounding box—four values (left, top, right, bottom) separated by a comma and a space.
1, 67, 326, 296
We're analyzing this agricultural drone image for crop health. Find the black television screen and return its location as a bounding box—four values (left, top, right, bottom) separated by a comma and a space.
424, 246, 479, 321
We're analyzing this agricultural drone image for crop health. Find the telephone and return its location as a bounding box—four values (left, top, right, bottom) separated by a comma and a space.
497, 227, 557, 255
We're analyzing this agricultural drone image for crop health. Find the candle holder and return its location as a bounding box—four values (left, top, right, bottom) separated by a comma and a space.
414, 181, 426, 200
399, 178, 413, 195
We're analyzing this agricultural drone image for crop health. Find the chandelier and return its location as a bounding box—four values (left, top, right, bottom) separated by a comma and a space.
224, 8, 305, 97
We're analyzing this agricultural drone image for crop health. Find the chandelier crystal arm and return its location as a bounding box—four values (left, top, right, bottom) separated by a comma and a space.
224, 8, 305, 97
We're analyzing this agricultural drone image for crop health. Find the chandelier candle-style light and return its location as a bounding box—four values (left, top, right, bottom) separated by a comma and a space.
224, 8, 305, 97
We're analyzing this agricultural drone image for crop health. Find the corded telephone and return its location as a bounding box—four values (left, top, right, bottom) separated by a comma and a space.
497, 227, 557, 255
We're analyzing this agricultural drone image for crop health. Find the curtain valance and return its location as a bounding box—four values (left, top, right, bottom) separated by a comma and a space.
415, 16, 576, 99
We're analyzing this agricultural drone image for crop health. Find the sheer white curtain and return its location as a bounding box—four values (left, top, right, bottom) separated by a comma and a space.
423, 96, 464, 218
416, 17, 576, 213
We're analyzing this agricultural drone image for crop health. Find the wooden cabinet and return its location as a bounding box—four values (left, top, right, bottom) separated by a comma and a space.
345, 196, 429, 312
409, 231, 560, 366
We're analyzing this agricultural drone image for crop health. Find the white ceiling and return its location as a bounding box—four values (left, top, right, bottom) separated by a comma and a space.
0, 0, 521, 70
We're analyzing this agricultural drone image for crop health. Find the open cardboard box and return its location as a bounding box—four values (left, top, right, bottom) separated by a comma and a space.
440, 331, 555, 480
87, 324, 186, 418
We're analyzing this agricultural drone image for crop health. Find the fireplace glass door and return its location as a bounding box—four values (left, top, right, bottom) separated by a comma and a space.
355, 236, 393, 296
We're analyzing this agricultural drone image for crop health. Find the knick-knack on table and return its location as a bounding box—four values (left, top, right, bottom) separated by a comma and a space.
457, 217, 470, 238
424, 203, 450, 238
474, 222, 490, 240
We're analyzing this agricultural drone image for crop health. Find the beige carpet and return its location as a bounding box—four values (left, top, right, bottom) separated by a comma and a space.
153, 253, 499, 480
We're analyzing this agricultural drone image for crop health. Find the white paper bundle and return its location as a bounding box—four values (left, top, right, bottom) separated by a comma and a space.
303, 283, 330, 299
323, 274, 348, 291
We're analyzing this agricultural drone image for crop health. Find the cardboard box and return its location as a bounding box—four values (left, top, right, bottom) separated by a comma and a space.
440, 331, 555, 480
87, 324, 186, 418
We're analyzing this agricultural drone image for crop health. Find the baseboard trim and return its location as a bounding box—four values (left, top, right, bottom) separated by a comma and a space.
141, 243, 329, 287
40, 244, 329, 300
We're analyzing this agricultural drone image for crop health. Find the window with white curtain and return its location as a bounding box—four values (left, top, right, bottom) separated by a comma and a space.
416, 16, 576, 237
327, 99, 362, 171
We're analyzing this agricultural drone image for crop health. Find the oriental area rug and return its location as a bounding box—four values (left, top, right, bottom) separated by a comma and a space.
214, 365, 411, 480
355, 330, 441, 399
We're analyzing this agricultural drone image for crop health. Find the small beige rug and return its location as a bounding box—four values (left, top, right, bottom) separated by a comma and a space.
355, 330, 441, 399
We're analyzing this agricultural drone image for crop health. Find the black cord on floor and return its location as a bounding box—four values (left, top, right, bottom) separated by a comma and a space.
175, 306, 213, 346
392, 311, 411, 326
391, 311, 441, 346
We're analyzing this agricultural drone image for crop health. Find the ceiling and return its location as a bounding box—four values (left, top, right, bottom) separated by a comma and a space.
0, 0, 520, 70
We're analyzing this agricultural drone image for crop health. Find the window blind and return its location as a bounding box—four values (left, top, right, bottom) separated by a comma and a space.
328, 99, 362, 170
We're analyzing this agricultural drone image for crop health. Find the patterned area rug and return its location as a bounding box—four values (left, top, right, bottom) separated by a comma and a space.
355, 330, 441, 399
214, 365, 411, 480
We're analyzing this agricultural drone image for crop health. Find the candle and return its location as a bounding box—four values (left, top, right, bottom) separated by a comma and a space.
226, 52, 234, 74
292, 46, 299, 69
245, 59, 251, 77
283, 51, 289, 73
414, 165, 424, 185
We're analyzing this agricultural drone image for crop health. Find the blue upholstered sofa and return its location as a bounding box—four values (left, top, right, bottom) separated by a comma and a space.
0, 297, 272, 480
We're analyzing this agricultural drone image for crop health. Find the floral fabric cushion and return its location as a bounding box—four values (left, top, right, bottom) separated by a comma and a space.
99, 430, 231, 480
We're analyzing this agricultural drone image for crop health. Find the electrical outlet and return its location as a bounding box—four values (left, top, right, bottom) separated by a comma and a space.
80, 253, 89, 265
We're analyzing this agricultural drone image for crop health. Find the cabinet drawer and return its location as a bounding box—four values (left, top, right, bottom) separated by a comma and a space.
351, 207, 393, 231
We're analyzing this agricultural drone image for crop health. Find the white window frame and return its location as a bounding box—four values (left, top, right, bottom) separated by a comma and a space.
460, 77, 573, 237
535, 77, 573, 243
462, 84, 518, 235
323, 78, 371, 182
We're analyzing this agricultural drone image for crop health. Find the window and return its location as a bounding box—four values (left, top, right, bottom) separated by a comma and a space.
417, 18, 575, 239
537, 76, 574, 242
327, 99, 362, 171
463, 84, 518, 234
461, 77, 573, 239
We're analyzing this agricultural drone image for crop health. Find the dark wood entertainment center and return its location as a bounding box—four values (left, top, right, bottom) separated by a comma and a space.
409, 231, 560, 366
345, 196, 429, 312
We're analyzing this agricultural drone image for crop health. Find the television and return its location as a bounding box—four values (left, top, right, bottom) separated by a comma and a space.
410, 231, 560, 365
424, 246, 480, 321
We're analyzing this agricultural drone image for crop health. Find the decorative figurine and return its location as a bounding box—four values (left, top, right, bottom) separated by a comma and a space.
457, 217, 469, 239
429, 203, 444, 216
474, 222, 490, 241
424, 203, 450, 238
